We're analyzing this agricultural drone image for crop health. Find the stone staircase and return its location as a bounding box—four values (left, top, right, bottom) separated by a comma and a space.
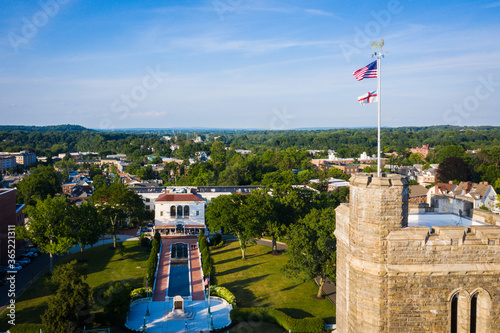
164, 308, 195, 321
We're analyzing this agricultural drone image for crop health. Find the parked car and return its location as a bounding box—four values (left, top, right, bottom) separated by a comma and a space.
8, 264, 22, 271
24, 251, 38, 258
16, 258, 30, 266
28, 247, 40, 254
19, 256, 32, 262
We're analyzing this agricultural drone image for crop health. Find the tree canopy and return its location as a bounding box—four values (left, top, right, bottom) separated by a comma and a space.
283, 207, 337, 299
91, 183, 145, 248
16, 196, 75, 273
206, 192, 269, 259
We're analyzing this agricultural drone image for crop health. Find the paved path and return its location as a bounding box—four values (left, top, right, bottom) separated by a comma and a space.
153, 237, 205, 302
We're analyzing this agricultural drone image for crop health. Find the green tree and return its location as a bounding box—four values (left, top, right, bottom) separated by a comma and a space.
71, 202, 106, 261
436, 157, 472, 183
16, 196, 75, 273
101, 282, 132, 325
92, 174, 107, 190
210, 141, 226, 163
436, 145, 465, 163
15, 165, 62, 206
283, 207, 336, 299
42, 260, 91, 332
206, 193, 265, 259
92, 183, 145, 248
265, 185, 313, 253
408, 152, 424, 165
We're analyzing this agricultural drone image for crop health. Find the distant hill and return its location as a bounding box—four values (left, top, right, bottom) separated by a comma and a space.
0, 124, 90, 132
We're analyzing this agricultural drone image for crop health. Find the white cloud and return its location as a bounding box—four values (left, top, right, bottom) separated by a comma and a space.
305, 9, 343, 20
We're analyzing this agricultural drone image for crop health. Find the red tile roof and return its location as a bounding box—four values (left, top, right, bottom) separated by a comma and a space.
156, 193, 204, 202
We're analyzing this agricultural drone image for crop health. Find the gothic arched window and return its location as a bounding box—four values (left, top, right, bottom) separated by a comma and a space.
470, 293, 478, 333
451, 293, 458, 333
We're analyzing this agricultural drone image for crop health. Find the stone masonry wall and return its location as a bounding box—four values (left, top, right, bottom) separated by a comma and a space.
386, 225, 500, 331
335, 173, 500, 332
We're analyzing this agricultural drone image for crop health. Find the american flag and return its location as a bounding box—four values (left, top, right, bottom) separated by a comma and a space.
358, 90, 378, 105
353, 61, 377, 81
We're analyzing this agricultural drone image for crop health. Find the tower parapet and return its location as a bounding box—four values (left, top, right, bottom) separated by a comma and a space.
335, 174, 500, 332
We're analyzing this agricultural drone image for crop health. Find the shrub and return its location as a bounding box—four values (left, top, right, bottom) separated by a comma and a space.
199, 236, 209, 253
154, 230, 161, 243
198, 229, 205, 243
210, 232, 222, 246
130, 287, 152, 301
230, 308, 324, 333
151, 238, 159, 254
139, 234, 151, 248
202, 255, 213, 276
9, 324, 45, 333
210, 285, 236, 306
213, 240, 225, 248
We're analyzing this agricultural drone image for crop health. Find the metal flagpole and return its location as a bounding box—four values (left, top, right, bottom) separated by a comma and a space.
371, 38, 386, 177
377, 52, 381, 177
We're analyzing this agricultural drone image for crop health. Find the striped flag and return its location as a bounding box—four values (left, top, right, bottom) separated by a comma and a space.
353, 60, 377, 81
358, 90, 378, 105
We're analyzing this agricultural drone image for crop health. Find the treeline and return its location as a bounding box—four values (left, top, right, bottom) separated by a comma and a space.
2, 126, 500, 160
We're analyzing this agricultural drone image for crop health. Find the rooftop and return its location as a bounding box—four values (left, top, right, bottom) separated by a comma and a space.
156, 193, 204, 202
408, 213, 488, 228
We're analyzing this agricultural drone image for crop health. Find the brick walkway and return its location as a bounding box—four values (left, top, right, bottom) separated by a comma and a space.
152, 237, 206, 302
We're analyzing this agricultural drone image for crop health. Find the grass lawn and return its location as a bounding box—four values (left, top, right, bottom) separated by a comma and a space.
211, 240, 335, 325
0, 240, 150, 331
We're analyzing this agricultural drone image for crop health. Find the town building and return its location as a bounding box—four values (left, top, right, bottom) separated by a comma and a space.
408, 184, 429, 203
409, 144, 431, 158
452, 181, 498, 210
14, 150, 36, 166
0, 189, 25, 265
154, 193, 206, 235
427, 181, 499, 213
0, 150, 36, 169
417, 167, 436, 185
335, 173, 500, 332
194, 186, 260, 203
0, 155, 16, 172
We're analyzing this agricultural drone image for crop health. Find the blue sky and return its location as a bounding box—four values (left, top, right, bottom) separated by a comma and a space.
1, 0, 499, 130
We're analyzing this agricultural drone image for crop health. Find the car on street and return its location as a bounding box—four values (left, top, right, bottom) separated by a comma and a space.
23, 251, 38, 258
15, 258, 30, 266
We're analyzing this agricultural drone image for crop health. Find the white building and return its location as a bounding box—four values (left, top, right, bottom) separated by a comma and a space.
154, 193, 206, 235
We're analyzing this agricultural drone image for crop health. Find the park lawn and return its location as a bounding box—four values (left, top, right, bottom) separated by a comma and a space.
0, 240, 150, 331
211, 240, 335, 324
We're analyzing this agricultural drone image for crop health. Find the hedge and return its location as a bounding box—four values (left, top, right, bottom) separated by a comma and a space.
230, 307, 324, 333
9, 324, 45, 333
209, 285, 236, 306
130, 287, 153, 301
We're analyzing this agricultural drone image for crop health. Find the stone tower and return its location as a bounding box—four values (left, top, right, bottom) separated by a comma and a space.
335, 173, 408, 332
335, 173, 500, 332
